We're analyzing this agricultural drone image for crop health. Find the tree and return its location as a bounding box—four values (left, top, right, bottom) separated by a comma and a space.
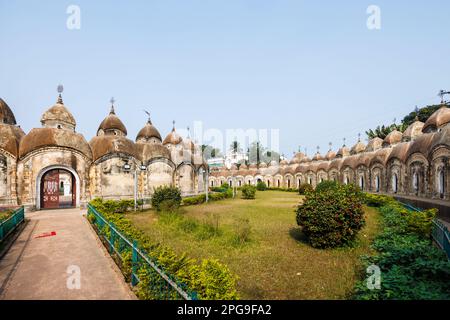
230, 141, 242, 154
201, 145, 222, 160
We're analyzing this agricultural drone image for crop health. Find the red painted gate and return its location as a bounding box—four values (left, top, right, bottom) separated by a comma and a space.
41, 169, 60, 209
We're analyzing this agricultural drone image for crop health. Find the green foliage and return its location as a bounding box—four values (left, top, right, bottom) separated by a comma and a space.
151, 186, 182, 212
266, 187, 298, 192
364, 194, 395, 207
296, 184, 365, 249
354, 202, 450, 300
89, 198, 135, 214
315, 180, 339, 193
88, 201, 239, 300
220, 182, 230, 190
182, 194, 207, 206
256, 181, 267, 191
241, 185, 256, 199
298, 183, 314, 195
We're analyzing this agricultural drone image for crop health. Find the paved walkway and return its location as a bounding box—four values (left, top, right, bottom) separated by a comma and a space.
0, 208, 135, 300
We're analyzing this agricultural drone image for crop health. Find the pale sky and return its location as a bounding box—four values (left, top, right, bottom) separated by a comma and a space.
1, 0, 449, 158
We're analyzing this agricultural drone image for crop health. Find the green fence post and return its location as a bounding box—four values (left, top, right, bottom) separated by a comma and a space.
131, 240, 138, 286
109, 223, 115, 254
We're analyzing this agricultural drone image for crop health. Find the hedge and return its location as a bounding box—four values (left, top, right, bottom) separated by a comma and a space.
354, 195, 450, 299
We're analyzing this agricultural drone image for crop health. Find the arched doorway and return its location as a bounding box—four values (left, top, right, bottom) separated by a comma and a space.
38, 167, 79, 209
375, 175, 380, 192
438, 169, 445, 197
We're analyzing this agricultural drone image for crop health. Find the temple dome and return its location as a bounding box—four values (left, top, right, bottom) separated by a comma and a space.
136, 143, 171, 162
325, 149, 336, 161
402, 120, 424, 142
163, 126, 183, 145
336, 145, 350, 158
41, 96, 76, 130
365, 137, 383, 152
136, 119, 162, 143
351, 140, 366, 155
89, 135, 138, 162
312, 152, 324, 161
0, 98, 17, 125
19, 128, 92, 159
0, 124, 25, 157
98, 106, 127, 136
383, 130, 403, 147
423, 105, 450, 133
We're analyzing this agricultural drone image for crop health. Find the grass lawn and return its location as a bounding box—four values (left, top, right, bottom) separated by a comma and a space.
125, 191, 380, 299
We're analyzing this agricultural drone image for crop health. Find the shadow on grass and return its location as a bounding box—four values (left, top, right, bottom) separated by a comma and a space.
289, 227, 309, 244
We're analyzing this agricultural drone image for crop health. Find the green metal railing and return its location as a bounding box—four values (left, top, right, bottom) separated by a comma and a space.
399, 201, 450, 260
87, 204, 197, 300
432, 219, 450, 260
0, 207, 25, 243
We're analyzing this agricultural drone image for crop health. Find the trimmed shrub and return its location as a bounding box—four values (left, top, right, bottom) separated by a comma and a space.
182, 194, 207, 206
296, 183, 365, 248
89, 198, 135, 214
298, 183, 314, 195
364, 194, 395, 207
315, 180, 339, 193
256, 181, 267, 191
151, 186, 182, 212
241, 185, 256, 199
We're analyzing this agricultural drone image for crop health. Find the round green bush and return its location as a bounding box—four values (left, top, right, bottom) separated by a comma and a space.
296, 183, 365, 248
151, 186, 182, 212
241, 185, 256, 199
298, 183, 314, 195
315, 180, 339, 193
256, 181, 267, 191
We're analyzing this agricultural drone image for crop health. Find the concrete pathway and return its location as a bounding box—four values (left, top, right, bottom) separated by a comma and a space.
0, 208, 135, 300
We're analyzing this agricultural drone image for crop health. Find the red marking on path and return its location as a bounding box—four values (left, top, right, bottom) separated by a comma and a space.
35, 231, 56, 239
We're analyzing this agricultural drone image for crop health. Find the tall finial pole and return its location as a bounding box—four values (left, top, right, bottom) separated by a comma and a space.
358, 133, 361, 142
187, 126, 190, 138
110, 97, 115, 114
144, 110, 151, 124
329, 142, 332, 151
57, 84, 64, 104
172, 120, 176, 131
438, 90, 450, 104
316, 145, 320, 154
343, 137, 346, 146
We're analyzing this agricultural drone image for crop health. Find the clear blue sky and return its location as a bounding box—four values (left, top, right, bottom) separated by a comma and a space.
1, 0, 449, 158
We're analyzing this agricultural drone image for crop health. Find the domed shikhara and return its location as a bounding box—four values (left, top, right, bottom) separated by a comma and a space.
41, 96, 77, 130
163, 127, 183, 145
365, 137, 383, 152
19, 128, 92, 159
89, 135, 138, 162
383, 130, 403, 147
422, 105, 450, 133
0, 98, 17, 125
336, 145, 350, 158
312, 152, 324, 161
98, 106, 127, 136
136, 143, 171, 162
136, 119, 162, 143
0, 123, 25, 157
402, 120, 424, 142
351, 141, 366, 155
325, 149, 336, 161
